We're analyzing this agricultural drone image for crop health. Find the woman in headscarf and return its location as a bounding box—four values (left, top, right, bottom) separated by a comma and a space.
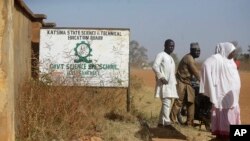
199, 42, 241, 139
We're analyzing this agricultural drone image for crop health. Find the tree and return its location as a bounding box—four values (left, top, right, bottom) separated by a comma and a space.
231, 41, 242, 58
129, 40, 148, 68
248, 45, 250, 55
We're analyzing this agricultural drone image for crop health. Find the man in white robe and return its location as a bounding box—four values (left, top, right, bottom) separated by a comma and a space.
199, 42, 241, 139
152, 39, 178, 127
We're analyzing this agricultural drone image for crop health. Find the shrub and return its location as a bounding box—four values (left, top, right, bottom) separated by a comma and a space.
16, 79, 127, 141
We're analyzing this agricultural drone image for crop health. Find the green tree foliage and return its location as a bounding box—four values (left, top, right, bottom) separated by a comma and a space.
129, 40, 148, 68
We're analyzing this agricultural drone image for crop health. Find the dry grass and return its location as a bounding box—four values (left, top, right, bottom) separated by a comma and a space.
16, 66, 230, 141
239, 61, 250, 71
16, 77, 142, 141
16, 52, 250, 141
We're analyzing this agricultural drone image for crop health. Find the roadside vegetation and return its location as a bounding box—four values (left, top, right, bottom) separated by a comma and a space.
16, 41, 249, 141
16, 73, 149, 141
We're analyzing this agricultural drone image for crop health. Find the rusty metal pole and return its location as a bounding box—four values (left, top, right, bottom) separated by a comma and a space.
127, 44, 131, 112
127, 87, 131, 112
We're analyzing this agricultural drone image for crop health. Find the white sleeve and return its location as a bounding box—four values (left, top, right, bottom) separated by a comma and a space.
152, 53, 164, 79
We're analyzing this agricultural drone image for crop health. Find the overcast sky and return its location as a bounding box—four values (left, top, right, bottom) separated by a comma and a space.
24, 0, 250, 61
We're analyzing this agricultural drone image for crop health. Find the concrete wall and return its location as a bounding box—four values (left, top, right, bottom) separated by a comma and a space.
0, 0, 55, 140
13, 1, 33, 94
0, 0, 15, 140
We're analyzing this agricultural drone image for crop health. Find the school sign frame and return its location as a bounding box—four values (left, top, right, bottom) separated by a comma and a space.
39, 28, 130, 87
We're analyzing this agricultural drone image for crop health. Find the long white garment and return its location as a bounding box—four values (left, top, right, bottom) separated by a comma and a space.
152, 52, 178, 99
158, 98, 174, 125
199, 42, 241, 109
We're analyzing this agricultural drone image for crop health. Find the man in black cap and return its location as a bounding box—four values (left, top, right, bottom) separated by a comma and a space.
170, 42, 201, 126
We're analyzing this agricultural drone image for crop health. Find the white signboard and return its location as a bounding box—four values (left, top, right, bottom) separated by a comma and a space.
39, 28, 129, 87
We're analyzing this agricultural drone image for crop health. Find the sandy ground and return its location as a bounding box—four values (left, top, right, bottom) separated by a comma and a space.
132, 69, 250, 140
132, 69, 250, 124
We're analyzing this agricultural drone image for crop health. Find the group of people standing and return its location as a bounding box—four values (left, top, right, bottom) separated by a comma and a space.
152, 39, 241, 139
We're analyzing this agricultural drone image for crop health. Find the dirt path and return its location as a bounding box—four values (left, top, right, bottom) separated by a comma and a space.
238, 71, 250, 124
132, 69, 250, 124
132, 69, 250, 141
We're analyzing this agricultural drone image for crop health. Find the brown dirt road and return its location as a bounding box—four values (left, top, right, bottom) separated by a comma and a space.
132, 69, 250, 140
